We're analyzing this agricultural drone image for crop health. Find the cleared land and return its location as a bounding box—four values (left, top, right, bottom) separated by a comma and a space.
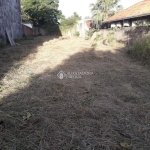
0, 36, 150, 150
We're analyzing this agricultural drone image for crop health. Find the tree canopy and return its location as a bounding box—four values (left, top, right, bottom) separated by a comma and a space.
21, 0, 63, 27
90, 0, 123, 28
60, 12, 81, 32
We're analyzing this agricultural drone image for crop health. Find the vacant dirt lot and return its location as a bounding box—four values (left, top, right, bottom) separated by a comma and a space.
0, 36, 150, 150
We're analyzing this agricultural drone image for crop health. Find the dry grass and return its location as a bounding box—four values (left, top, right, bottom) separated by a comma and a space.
127, 35, 150, 65
0, 36, 150, 150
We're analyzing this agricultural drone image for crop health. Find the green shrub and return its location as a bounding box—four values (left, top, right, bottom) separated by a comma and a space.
107, 31, 115, 43
94, 34, 103, 41
112, 27, 118, 31
128, 36, 150, 65
73, 31, 80, 37
59, 14, 81, 34
134, 21, 143, 27
86, 28, 96, 38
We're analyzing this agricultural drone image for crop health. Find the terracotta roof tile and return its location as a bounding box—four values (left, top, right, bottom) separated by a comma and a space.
103, 0, 150, 23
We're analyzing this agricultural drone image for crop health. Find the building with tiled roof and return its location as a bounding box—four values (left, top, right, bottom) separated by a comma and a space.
103, 0, 150, 28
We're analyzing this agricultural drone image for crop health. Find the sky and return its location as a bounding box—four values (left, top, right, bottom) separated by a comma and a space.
59, 0, 143, 19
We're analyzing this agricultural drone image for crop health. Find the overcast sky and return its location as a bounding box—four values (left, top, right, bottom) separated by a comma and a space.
59, 0, 143, 18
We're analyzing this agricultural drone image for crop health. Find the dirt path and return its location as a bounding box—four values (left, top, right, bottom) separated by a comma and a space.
0, 36, 150, 150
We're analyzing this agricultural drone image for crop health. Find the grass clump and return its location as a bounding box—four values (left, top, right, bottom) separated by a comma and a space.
86, 28, 96, 38
107, 31, 115, 43
73, 31, 80, 37
128, 36, 150, 65
107, 31, 115, 44
91, 42, 97, 47
94, 34, 103, 42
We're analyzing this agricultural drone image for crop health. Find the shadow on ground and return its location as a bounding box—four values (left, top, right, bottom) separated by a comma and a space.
1, 39, 150, 150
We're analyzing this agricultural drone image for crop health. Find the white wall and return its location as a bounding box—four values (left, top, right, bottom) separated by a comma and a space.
77, 20, 91, 37
123, 21, 130, 27
111, 23, 116, 28
116, 22, 122, 27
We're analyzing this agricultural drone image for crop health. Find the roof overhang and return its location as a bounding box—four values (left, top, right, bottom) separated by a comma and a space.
103, 13, 150, 23
22, 23, 33, 28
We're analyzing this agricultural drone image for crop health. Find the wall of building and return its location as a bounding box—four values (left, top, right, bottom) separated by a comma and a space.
92, 26, 150, 45
22, 25, 33, 37
105, 16, 150, 29
0, 0, 22, 43
33, 27, 49, 36
77, 20, 93, 37
33, 27, 62, 36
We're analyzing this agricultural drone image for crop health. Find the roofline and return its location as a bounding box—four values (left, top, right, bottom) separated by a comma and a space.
103, 13, 150, 23
22, 23, 33, 28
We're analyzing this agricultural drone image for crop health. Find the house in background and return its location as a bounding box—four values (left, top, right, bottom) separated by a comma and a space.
22, 22, 34, 37
0, 0, 22, 45
77, 19, 93, 37
103, 0, 150, 28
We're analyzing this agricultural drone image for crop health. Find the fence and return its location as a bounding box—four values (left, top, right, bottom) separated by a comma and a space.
92, 26, 150, 45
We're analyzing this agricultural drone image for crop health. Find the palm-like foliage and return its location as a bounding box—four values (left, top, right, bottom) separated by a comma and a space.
99, 0, 120, 18
90, 0, 122, 28
90, 3, 104, 29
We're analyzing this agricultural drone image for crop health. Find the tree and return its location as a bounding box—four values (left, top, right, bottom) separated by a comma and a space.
71, 12, 82, 21
21, 0, 63, 28
90, 3, 103, 29
90, 0, 122, 28
116, 5, 124, 13
60, 12, 81, 32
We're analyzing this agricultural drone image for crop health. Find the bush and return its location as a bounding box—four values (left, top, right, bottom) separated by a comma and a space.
73, 31, 80, 37
59, 14, 81, 34
94, 34, 103, 41
107, 31, 115, 43
128, 36, 150, 65
86, 28, 96, 38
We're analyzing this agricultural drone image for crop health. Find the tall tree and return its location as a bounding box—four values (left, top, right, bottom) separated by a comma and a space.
90, 3, 103, 29
90, 0, 122, 28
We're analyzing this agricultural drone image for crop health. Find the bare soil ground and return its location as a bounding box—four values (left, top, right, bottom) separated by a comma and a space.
0, 36, 150, 150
